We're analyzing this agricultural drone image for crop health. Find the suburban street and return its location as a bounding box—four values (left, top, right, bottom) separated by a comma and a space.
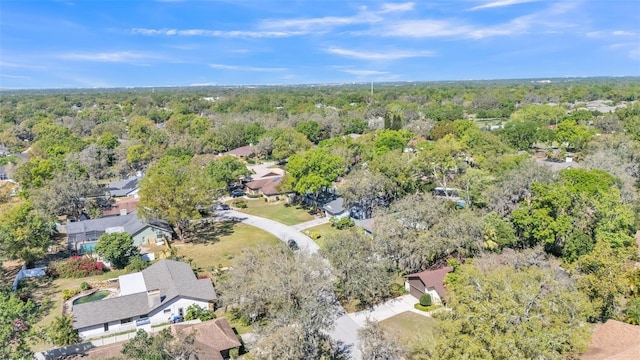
221, 210, 363, 360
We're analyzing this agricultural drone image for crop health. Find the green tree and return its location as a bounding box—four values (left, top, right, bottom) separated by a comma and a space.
184, 304, 215, 321
285, 148, 345, 195
0, 289, 39, 359
500, 120, 539, 150
205, 155, 250, 186
268, 128, 312, 161
555, 119, 595, 151
46, 316, 79, 346
95, 232, 139, 269
0, 202, 54, 264
138, 154, 222, 241
121, 328, 197, 360
434, 259, 591, 359
295, 120, 323, 143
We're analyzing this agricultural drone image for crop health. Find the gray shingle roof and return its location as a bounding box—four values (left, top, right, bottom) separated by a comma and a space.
323, 197, 345, 215
73, 260, 216, 329
66, 210, 171, 244
108, 176, 141, 197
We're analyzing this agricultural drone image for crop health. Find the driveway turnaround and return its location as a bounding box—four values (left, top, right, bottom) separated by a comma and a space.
221, 210, 363, 359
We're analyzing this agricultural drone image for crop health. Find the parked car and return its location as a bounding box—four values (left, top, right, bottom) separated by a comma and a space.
215, 202, 230, 211
287, 239, 299, 251
228, 183, 243, 191
231, 189, 245, 198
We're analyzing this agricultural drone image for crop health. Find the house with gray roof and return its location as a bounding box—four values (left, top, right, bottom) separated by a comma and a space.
323, 197, 348, 218
108, 175, 141, 197
73, 259, 217, 339
66, 210, 172, 253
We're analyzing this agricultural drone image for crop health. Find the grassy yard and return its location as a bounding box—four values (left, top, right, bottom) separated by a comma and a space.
303, 223, 344, 249
232, 199, 315, 225
379, 311, 439, 353
170, 222, 280, 271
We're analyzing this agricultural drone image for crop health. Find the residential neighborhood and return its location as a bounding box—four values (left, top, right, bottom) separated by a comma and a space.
1, 74, 639, 359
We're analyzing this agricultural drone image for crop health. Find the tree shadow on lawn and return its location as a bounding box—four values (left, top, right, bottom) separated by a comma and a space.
184, 219, 235, 244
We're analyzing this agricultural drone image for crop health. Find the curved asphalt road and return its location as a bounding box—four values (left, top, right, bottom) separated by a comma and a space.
221, 210, 363, 360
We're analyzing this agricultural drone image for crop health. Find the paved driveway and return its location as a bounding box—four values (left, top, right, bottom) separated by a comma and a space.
349, 295, 430, 326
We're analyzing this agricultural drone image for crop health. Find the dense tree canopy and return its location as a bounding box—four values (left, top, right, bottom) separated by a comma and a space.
0, 202, 54, 264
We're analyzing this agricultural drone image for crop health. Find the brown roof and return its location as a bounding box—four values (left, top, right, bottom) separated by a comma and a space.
57, 319, 240, 360
245, 176, 287, 196
582, 320, 640, 360
101, 197, 140, 217
225, 145, 255, 157
405, 266, 453, 299
173, 318, 241, 360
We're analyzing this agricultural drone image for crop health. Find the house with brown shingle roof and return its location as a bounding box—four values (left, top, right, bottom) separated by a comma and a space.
245, 175, 291, 201
224, 145, 255, 158
172, 318, 242, 360
582, 320, 640, 360
404, 267, 453, 304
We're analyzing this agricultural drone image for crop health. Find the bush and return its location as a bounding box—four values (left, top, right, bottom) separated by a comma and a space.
331, 217, 355, 230
184, 304, 216, 321
125, 256, 149, 272
419, 293, 432, 306
49, 256, 105, 278
233, 199, 247, 208
414, 303, 440, 312
80, 282, 91, 291
309, 231, 321, 240
62, 289, 81, 301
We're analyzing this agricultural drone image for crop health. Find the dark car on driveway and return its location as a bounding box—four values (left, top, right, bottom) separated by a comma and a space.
287, 239, 299, 251
231, 189, 245, 198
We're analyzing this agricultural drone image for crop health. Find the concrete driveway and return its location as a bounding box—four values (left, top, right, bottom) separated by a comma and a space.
349, 295, 429, 326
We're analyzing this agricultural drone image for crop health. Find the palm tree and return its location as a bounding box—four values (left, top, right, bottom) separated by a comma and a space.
626, 299, 640, 325
47, 316, 79, 346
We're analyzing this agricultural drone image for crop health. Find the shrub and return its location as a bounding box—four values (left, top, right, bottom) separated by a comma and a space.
49, 256, 105, 278
80, 282, 91, 291
309, 231, 321, 240
125, 256, 149, 272
233, 199, 247, 208
62, 289, 80, 301
419, 293, 432, 306
414, 303, 439, 312
184, 304, 216, 321
331, 217, 355, 230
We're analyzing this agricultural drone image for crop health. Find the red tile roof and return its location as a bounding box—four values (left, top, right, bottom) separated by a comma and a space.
405, 266, 453, 299
582, 320, 640, 360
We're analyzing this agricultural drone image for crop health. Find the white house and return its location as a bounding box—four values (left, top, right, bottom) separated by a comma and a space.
72, 259, 216, 339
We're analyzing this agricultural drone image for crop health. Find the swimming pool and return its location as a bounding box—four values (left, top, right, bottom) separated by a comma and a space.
72, 290, 110, 305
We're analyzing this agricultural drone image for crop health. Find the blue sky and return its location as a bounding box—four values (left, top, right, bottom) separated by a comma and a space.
1, 0, 639, 88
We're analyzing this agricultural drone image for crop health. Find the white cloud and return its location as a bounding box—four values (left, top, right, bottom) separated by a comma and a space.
57, 51, 152, 62
341, 69, 389, 76
0, 74, 30, 79
382, 19, 472, 38
260, 12, 381, 32
209, 64, 287, 72
378, 2, 415, 13
132, 28, 301, 38
613, 30, 637, 36
469, 0, 540, 11
327, 47, 435, 60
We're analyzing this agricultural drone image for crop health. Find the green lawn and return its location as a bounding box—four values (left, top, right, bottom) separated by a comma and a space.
303, 223, 344, 250
233, 200, 315, 225
171, 222, 280, 271
379, 311, 439, 353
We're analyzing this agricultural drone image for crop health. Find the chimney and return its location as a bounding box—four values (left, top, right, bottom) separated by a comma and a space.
120, 208, 127, 216
147, 289, 161, 308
